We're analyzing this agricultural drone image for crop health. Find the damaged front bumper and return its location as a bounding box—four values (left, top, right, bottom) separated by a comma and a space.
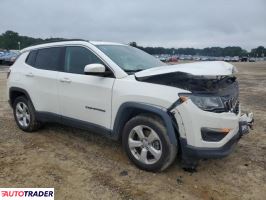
239, 112, 254, 135
180, 112, 254, 161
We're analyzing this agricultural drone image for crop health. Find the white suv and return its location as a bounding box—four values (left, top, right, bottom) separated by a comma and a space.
7, 41, 254, 171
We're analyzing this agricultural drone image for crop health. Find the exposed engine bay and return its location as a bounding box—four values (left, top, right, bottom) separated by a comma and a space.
136, 72, 239, 113
136, 71, 237, 93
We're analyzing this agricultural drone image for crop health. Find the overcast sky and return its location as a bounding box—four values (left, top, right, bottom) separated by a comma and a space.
0, 0, 265, 50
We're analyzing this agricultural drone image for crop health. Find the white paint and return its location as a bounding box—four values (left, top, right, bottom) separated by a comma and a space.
135, 61, 237, 77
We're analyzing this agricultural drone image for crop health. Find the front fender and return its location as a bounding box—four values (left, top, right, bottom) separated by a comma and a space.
111, 102, 178, 145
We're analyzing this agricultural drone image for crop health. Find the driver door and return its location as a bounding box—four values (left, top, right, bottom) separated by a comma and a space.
58, 46, 115, 130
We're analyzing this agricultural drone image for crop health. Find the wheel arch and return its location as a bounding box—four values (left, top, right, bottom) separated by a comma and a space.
111, 102, 178, 145
9, 87, 34, 109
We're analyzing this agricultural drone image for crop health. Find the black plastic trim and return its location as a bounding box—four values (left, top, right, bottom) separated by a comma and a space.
9, 87, 35, 109
112, 102, 177, 145
167, 99, 182, 111
179, 131, 241, 159
201, 128, 227, 142
35, 112, 61, 123
85, 106, 106, 112
35, 111, 112, 137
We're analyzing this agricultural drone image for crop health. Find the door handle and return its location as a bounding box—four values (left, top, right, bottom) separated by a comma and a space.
25, 72, 34, 77
60, 78, 72, 83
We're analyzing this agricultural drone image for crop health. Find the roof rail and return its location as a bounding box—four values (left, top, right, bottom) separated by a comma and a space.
32, 39, 89, 46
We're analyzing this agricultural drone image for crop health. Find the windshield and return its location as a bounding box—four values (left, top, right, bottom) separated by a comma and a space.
96, 45, 165, 73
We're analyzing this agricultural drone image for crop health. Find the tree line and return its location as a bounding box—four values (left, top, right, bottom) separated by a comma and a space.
130, 42, 266, 57
0, 30, 265, 57
0, 31, 67, 51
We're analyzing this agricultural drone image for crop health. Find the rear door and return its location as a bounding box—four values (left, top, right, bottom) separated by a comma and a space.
58, 46, 115, 129
23, 47, 64, 114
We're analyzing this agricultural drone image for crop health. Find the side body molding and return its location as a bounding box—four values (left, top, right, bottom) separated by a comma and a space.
111, 102, 178, 145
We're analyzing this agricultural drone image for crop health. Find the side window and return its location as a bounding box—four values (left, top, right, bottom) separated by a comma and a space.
64, 46, 104, 74
25, 50, 37, 66
35, 47, 63, 71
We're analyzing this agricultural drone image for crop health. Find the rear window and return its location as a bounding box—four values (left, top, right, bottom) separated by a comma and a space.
35, 47, 63, 71
25, 50, 37, 66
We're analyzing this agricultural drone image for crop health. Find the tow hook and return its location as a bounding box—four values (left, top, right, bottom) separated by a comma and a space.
239, 112, 254, 136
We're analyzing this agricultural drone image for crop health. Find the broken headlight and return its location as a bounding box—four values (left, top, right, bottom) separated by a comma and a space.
179, 94, 225, 112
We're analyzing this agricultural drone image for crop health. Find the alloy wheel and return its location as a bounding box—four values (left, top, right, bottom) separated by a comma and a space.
128, 125, 162, 165
15, 102, 30, 128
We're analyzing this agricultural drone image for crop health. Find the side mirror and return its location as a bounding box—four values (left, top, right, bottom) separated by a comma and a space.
84, 63, 106, 74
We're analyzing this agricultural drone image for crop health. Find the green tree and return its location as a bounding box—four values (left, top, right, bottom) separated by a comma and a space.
0, 30, 67, 50
0, 30, 264, 57
250, 46, 266, 57
129, 41, 138, 47
0, 31, 20, 49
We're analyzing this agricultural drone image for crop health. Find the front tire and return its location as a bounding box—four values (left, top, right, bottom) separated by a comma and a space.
13, 96, 41, 132
122, 114, 177, 172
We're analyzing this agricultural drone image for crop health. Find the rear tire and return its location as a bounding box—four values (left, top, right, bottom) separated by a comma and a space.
13, 96, 41, 132
122, 114, 177, 172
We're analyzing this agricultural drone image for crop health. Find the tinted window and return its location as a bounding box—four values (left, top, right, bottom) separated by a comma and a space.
25, 50, 37, 66
64, 46, 104, 74
35, 47, 62, 71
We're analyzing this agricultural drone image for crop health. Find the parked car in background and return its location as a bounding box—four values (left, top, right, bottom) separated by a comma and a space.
240, 57, 248, 62
256, 57, 264, 61
249, 57, 256, 62
0, 51, 7, 64
218, 57, 225, 61
201, 57, 209, 61
232, 56, 240, 62
159, 56, 167, 62
158, 55, 169, 62
0, 50, 20, 65
193, 56, 201, 61
168, 55, 178, 62
208, 57, 216, 61
2, 51, 20, 65
224, 56, 231, 62
179, 55, 185, 61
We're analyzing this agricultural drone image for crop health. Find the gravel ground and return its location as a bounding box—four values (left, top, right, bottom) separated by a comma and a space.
0, 62, 265, 200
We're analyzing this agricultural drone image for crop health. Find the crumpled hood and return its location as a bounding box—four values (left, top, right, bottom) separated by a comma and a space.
135, 61, 237, 78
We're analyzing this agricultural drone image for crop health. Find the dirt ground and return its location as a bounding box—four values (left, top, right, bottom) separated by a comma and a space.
0, 62, 265, 200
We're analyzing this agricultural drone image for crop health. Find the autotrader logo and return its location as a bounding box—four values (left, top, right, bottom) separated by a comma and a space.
0, 188, 54, 200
